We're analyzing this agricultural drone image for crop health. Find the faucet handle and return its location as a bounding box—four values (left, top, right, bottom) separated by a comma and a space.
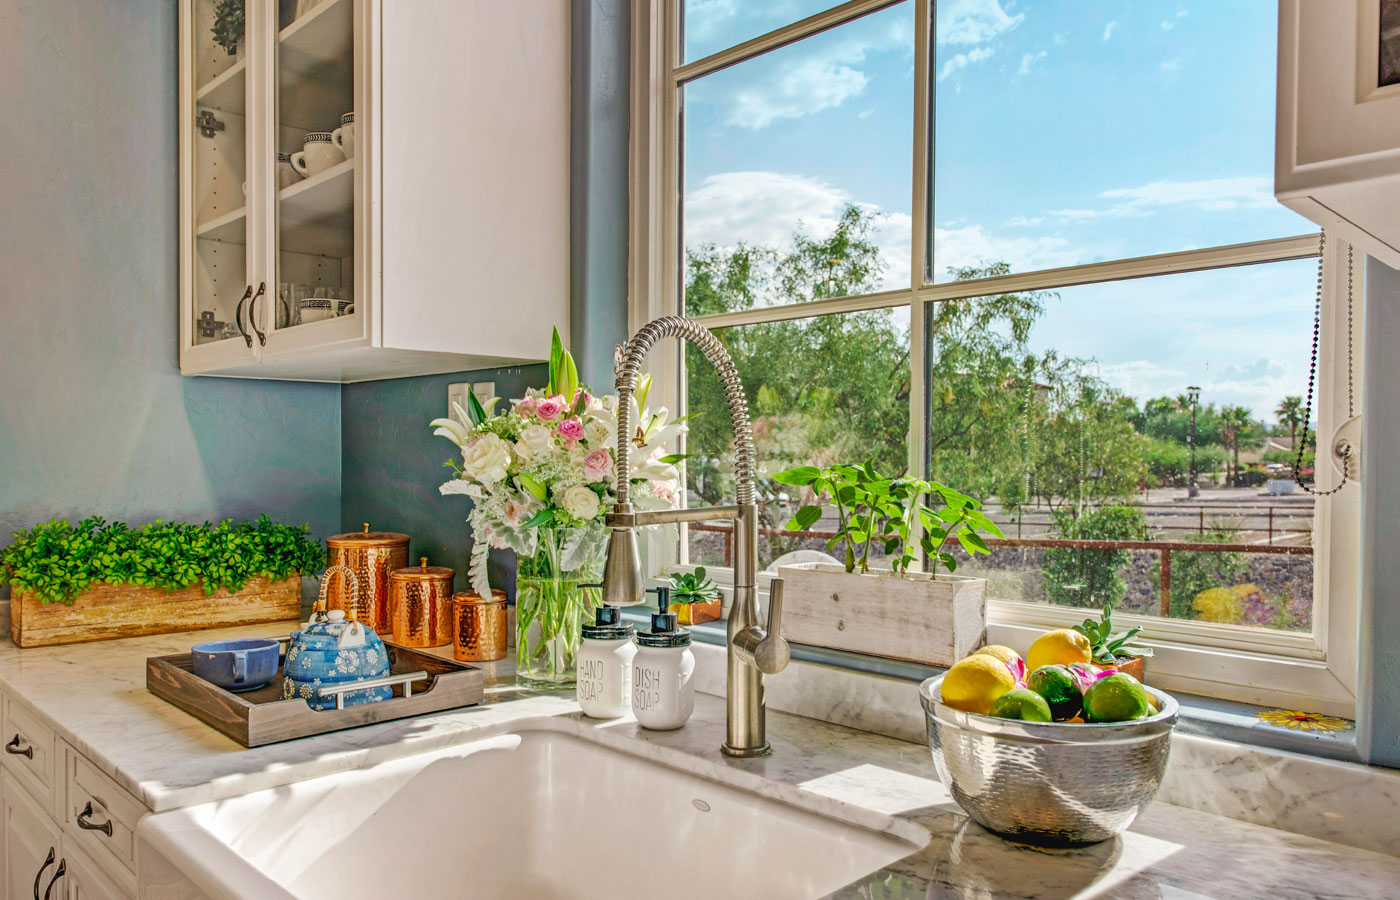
735, 578, 790, 675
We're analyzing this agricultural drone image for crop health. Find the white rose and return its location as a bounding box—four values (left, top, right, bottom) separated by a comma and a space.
514, 423, 556, 461
560, 485, 601, 521
460, 433, 512, 485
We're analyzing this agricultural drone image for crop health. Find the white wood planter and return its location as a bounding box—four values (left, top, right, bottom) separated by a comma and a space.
775, 563, 987, 667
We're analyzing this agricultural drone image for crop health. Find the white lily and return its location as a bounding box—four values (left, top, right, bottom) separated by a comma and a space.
429, 409, 472, 449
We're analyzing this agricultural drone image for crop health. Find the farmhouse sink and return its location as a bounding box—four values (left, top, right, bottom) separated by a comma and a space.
136, 728, 926, 900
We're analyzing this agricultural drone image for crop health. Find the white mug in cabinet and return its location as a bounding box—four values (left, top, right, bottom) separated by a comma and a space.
277, 152, 302, 188
290, 133, 343, 179
332, 112, 355, 160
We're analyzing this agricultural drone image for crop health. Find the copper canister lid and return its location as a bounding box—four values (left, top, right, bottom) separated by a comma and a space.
391, 557, 455, 582
452, 589, 507, 605
327, 522, 410, 549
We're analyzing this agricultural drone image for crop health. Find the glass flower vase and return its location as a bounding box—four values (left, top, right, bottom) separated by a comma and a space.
515, 527, 606, 689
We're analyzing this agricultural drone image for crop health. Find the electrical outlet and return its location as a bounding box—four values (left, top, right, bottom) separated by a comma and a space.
472, 381, 496, 410
447, 383, 470, 425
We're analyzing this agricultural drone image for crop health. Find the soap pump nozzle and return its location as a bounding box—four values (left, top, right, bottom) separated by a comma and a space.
645, 586, 675, 634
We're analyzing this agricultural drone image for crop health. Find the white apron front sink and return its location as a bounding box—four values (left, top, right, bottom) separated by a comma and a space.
137, 727, 925, 900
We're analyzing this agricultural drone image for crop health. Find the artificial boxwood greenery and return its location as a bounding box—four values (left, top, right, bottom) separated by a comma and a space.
0, 516, 326, 605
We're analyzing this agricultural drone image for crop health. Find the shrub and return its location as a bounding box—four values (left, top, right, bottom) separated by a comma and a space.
0, 516, 326, 605
1042, 505, 1151, 608
1152, 521, 1248, 620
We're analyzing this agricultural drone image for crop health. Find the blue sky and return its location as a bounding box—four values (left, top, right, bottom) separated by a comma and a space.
681, 1, 1321, 423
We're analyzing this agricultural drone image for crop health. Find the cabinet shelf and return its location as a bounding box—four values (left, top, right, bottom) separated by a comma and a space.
195, 205, 247, 244
278, 0, 353, 132
279, 158, 354, 257
195, 58, 245, 115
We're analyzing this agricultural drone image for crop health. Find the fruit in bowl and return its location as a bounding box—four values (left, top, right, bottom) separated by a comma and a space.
940, 629, 1158, 724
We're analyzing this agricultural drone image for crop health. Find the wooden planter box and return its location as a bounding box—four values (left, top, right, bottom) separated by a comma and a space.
776, 563, 986, 667
10, 577, 302, 648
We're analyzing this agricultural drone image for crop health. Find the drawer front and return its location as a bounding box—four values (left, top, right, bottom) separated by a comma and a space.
64, 749, 143, 875
1, 697, 57, 812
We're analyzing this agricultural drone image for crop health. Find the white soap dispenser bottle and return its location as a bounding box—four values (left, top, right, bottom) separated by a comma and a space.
632, 587, 695, 730
577, 604, 636, 719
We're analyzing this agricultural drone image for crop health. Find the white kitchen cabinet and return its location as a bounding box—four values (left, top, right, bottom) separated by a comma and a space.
62, 843, 128, 900
180, 0, 571, 382
2, 770, 62, 900
1276, 0, 1400, 267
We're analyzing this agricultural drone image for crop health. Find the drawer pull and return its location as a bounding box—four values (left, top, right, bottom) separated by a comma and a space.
77, 801, 113, 836
32, 847, 53, 900
6, 734, 33, 759
40, 860, 64, 900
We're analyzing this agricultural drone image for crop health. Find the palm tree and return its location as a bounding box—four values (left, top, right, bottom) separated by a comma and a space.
1218, 406, 1252, 486
1275, 395, 1305, 449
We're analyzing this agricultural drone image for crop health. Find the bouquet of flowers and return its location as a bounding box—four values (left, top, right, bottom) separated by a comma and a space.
431, 330, 685, 685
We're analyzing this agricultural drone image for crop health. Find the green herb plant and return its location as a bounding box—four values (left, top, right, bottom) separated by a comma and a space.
1073, 602, 1154, 663
771, 463, 1004, 576
668, 567, 721, 606
211, 0, 244, 55
0, 516, 326, 605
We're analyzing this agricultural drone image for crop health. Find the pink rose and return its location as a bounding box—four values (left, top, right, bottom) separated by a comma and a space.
651, 480, 678, 508
557, 418, 585, 442
514, 396, 538, 417
583, 447, 612, 480
536, 395, 566, 423
573, 388, 592, 409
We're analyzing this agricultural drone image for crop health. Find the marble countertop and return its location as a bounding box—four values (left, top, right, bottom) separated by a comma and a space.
2, 618, 1398, 899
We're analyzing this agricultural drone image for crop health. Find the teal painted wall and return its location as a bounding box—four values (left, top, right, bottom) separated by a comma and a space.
0, 0, 342, 599
340, 366, 547, 600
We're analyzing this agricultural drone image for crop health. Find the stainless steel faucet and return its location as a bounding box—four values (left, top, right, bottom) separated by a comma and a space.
602, 316, 790, 758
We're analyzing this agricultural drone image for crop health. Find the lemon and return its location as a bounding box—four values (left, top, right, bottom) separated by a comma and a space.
972, 645, 1023, 668
1026, 628, 1092, 672
942, 655, 1017, 715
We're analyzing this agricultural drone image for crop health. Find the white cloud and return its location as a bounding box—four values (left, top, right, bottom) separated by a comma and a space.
936, 0, 1024, 45
932, 223, 1078, 277
1006, 216, 1043, 227
1096, 360, 1188, 400
684, 171, 911, 292
712, 16, 912, 129
1018, 50, 1047, 76
938, 46, 995, 81
1049, 177, 1276, 221
1103, 21, 1117, 41
1160, 20, 1176, 31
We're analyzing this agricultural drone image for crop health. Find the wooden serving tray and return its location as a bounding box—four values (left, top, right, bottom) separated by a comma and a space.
146, 644, 484, 747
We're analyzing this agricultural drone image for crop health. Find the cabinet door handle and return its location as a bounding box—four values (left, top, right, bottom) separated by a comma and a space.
77, 800, 114, 836
32, 847, 54, 900
234, 283, 254, 347
41, 859, 64, 900
5, 734, 32, 758
249, 281, 267, 346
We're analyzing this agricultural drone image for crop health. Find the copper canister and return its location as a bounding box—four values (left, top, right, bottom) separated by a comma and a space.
389, 557, 455, 647
325, 523, 409, 632
451, 590, 508, 662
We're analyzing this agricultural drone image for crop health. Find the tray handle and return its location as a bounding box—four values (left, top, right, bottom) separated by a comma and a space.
315, 670, 430, 710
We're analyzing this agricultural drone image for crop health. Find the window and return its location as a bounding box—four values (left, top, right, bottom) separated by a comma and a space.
633, 0, 1360, 714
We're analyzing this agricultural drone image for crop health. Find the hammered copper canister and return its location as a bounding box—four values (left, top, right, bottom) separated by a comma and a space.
451, 590, 508, 661
389, 557, 455, 647
325, 523, 409, 632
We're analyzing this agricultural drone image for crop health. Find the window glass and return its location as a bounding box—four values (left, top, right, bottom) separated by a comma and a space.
684, 309, 911, 570
683, 0, 851, 63
683, 2, 914, 313
931, 1, 1311, 281
925, 260, 1320, 633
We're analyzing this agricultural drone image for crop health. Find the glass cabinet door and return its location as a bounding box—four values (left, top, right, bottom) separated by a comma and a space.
188, 0, 255, 351
271, 0, 358, 338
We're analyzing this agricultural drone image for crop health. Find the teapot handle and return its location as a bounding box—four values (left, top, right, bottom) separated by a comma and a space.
316, 565, 361, 622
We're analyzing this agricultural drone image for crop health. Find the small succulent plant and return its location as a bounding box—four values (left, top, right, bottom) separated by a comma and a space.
668, 567, 721, 606
1074, 602, 1153, 664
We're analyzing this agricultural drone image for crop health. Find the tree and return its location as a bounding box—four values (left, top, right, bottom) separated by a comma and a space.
1217, 405, 1253, 486
1042, 505, 1151, 608
1275, 395, 1304, 448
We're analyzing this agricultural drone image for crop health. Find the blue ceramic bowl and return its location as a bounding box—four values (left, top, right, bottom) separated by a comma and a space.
191, 638, 281, 692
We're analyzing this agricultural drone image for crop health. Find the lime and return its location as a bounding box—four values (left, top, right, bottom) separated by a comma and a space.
988, 688, 1053, 722
942, 655, 1017, 715
1026, 629, 1092, 672
1083, 673, 1152, 722
1025, 664, 1083, 721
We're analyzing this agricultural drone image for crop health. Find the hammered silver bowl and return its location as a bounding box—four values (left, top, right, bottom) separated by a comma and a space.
919, 673, 1179, 846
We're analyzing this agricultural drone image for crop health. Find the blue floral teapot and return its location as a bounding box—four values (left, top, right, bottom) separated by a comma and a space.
282, 565, 392, 710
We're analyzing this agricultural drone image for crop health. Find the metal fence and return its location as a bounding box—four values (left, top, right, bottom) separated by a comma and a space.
688, 523, 1312, 618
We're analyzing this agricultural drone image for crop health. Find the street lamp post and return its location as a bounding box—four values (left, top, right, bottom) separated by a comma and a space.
1187, 386, 1201, 498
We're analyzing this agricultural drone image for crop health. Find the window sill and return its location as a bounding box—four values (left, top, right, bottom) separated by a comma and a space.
622, 610, 1360, 764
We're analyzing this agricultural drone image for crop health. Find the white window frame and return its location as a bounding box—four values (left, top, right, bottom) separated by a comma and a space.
629, 0, 1360, 715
